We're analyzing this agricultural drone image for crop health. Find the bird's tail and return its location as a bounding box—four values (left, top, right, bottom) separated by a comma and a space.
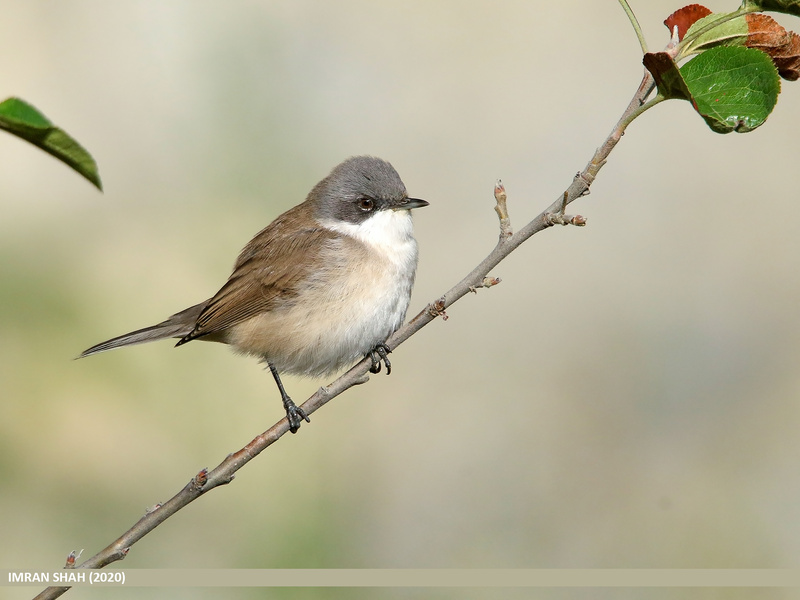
78, 301, 208, 358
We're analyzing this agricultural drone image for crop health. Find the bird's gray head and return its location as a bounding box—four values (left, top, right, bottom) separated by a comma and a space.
311, 156, 428, 226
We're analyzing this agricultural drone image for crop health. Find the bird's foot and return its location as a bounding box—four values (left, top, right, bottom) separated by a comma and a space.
368, 343, 392, 375
284, 397, 310, 434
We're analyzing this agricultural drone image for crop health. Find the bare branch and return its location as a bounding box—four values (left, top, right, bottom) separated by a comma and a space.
33, 69, 656, 600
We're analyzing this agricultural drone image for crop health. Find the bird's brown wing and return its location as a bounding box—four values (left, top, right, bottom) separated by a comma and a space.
179, 202, 337, 343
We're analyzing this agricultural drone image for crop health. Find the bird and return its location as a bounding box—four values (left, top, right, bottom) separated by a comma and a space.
79, 156, 429, 432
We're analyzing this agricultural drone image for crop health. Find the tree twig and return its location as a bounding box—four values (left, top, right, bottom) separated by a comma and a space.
33, 68, 656, 600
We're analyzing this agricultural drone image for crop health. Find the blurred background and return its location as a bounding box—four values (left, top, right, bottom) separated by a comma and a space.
2, 1, 799, 599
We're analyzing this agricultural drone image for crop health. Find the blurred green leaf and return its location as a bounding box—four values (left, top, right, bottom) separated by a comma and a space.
741, 0, 800, 18
0, 97, 102, 190
680, 45, 781, 132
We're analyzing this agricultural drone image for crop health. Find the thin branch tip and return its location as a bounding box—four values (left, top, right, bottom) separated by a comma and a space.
469, 276, 502, 293
103, 546, 129, 565
64, 550, 82, 569
494, 179, 506, 199
545, 212, 587, 227
494, 179, 513, 238
193, 468, 208, 489
352, 373, 371, 385
428, 298, 449, 321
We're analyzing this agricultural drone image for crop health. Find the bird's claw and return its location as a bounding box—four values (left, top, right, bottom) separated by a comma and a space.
368, 343, 392, 375
285, 401, 310, 434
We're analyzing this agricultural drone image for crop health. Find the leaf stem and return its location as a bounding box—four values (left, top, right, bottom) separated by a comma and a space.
618, 0, 649, 54
620, 92, 666, 130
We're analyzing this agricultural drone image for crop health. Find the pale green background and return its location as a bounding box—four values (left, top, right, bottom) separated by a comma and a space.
1, 1, 800, 599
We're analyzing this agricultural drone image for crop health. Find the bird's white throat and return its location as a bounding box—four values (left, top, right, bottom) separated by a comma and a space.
318, 209, 417, 268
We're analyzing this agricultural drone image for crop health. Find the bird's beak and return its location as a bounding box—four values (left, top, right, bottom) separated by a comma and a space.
396, 197, 429, 210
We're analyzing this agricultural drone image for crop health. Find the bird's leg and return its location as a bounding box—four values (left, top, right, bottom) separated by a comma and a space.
267, 362, 309, 433
368, 343, 392, 375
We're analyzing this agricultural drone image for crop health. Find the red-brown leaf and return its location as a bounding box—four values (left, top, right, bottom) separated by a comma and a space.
746, 13, 800, 81
773, 32, 800, 81
664, 4, 713, 41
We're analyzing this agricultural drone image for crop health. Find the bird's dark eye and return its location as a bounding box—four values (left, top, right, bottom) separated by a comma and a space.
357, 197, 375, 211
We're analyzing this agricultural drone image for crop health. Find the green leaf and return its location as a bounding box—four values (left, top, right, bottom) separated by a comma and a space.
682, 12, 749, 56
680, 45, 781, 133
0, 97, 102, 190
741, 0, 800, 18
